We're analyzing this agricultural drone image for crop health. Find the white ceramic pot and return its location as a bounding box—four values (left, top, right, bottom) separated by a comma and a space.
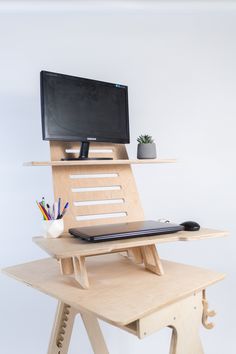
41, 219, 64, 238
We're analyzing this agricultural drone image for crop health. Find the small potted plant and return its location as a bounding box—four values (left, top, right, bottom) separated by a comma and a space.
137, 134, 157, 159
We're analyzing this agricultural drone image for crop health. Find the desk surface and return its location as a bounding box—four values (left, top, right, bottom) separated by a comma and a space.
3, 255, 224, 326
33, 228, 227, 258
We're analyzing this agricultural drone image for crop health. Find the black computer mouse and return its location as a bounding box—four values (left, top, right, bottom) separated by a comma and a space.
180, 221, 200, 231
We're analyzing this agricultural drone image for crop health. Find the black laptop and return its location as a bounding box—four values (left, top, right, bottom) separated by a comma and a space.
69, 220, 184, 242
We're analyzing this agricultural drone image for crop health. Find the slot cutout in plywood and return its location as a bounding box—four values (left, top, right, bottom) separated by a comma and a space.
76, 212, 127, 221
70, 177, 120, 188
74, 199, 127, 216
74, 199, 124, 206
72, 186, 121, 193
70, 173, 118, 179
71, 190, 125, 202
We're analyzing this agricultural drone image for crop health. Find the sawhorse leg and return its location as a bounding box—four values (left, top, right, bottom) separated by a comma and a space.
170, 326, 203, 354
47, 302, 77, 354
81, 313, 109, 354
169, 302, 204, 354
48, 301, 109, 354
139, 293, 205, 354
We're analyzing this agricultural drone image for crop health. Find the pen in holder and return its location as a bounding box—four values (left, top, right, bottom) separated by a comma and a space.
41, 218, 64, 239
36, 197, 68, 238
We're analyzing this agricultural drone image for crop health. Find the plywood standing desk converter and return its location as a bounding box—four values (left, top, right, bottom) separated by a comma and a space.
4, 142, 228, 354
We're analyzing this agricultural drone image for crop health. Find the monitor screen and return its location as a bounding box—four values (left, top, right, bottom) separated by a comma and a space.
40, 71, 130, 144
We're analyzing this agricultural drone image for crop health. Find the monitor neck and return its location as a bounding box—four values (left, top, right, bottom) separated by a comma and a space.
79, 141, 90, 159
61, 141, 113, 160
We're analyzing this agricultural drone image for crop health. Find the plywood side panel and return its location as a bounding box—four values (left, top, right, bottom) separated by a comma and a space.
50, 142, 144, 231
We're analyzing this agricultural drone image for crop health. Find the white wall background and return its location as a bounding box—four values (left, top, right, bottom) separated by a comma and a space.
0, 1, 235, 353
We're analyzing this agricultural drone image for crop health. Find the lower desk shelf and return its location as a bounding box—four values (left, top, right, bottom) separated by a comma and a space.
3, 255, 225, 353
3, 255, 224, 328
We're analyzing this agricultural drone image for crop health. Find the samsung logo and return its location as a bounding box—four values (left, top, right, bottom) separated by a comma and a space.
87, 137, 97, 141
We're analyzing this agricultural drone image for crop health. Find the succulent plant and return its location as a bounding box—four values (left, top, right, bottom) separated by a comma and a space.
137, 134, 154, 144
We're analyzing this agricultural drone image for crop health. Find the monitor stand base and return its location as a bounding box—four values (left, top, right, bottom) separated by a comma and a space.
61, 142, 113, 161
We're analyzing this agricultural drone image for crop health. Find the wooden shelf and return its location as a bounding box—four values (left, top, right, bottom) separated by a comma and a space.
33, 227, 227, 289
3, 255, 225, 327
24, 158, 176, 167
33, 228, 228, 259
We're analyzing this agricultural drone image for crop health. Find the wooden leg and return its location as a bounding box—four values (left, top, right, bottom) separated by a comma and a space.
47, 302, 77, 354
72, 256, 90, 289
81, 313, 109, 354
141, 245, 164, 275
127, 247, 144, 264
170, 322, 204, 354
138, 293, 204, 354
168, 293, 204, 354
59, 256, 90, 289
59, 258, 74, 275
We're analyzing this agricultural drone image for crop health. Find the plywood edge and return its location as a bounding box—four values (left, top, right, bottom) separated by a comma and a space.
32, 236, 181, 258
111, 320, 138, 336
179, 229, 229, 241
23, 159, 177, 167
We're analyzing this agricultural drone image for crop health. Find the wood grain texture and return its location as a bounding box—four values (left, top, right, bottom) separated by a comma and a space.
47, 142, 145, 232
2, 255, 225, 326
72, 256, 89, 289
139, 293, 204, 353
169, 294, 204, 354
141, 244, 164, 275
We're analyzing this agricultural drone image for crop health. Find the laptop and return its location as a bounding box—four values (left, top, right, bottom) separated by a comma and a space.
69, 220, 184, 242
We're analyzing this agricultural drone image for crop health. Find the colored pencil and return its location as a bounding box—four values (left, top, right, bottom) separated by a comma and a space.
39, 202, 51, 220
36, 201, 48, 220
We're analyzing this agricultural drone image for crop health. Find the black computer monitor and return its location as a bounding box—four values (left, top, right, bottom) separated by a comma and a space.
40, 71, 130, 160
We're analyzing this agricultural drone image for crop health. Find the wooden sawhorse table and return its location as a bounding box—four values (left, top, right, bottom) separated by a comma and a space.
3, 254, 224, 354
